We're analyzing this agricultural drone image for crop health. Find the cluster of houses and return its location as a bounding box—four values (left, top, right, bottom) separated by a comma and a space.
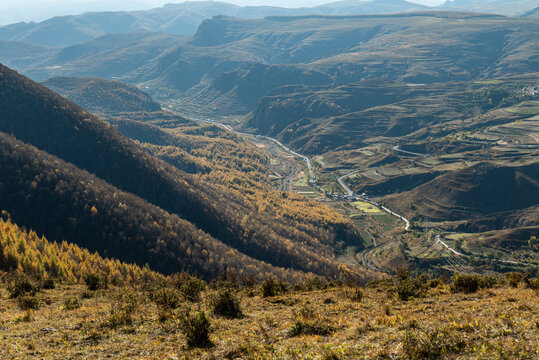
517, 85, 539, 96
326, 191, 371, 202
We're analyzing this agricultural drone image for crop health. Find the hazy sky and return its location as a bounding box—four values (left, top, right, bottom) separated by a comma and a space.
0, 0, 447, 25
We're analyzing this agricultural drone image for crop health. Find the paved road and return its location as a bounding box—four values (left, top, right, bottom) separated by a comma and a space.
282, 160, 294, 191
435, 235, 464, 256
380, 206, 411, 231
256, 135, 314, 180
192, 117, 315, 182
335, 169, 411, 232
435, 234, 535, 267
392, 145, 430, 157
337, 170, 360, 196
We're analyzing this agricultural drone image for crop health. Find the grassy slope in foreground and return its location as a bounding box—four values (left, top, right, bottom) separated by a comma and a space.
0, 272, 537, 359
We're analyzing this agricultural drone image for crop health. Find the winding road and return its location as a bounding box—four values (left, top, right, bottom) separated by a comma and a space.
281, 160, 294, 191
255, 135, 314, 180
337, 170, 360, 196
180, 116, 532, 274
192, 117, 315, 182
392, 145, 430, 157
337, 170, 411, 231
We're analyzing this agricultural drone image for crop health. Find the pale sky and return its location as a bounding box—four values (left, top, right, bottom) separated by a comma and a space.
0, 0, 447, 25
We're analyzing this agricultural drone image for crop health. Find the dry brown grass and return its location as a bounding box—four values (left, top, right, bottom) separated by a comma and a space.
0, 282, 537, 359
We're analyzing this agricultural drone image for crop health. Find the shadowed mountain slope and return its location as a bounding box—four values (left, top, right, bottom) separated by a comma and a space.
20, 32, 185, 81
384, 163, 539, 230
42, 77, 161, 113
0, 132, 296, 279
0, 63, 361, 279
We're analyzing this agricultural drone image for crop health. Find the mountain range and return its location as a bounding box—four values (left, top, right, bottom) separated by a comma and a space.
2, 0, 538, 48
0, 1, 428, 47
0, 1, 536, 278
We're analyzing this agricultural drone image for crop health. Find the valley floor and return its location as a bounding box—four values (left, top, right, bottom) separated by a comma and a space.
0, 281, 537, 359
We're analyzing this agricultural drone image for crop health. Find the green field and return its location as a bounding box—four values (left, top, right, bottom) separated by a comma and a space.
351, 201, 382, 213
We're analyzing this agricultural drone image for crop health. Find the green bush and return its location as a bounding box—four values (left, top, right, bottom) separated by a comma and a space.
451, 274, 480, 293
9, 278, 39, 298
175, 273, 206, 302
392, 271, 424, 301
84, 273, 108, 291
210, 289, 243, 319
178, 310, 213, 348
261, 278, 287, 297
19, 295, 40, 310
63, 297, 81, 310
450, 274, 497, 293
105, 292, 138, 329
478, 275, 498, 289
151, 287, 182, 311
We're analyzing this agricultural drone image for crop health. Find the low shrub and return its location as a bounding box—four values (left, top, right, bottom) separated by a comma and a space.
14, 311, 33, 323
356, 322, 375, 336
63, 297, 81, 310
41, 278, 55, 290
478, 275, 498, 289
9, 277, 39, 298
210, 289, 243, 319
399, 319, 419, 330
178, 310, 213, 348
174, 273, 206, 302
450, 274, 497, 293
300, 276, 327, 291
105, 292, 138, 329
84, 273, 108, 291
261, 278, 287, 297
323, 351, 342, 360
505, 272, 523, 288
213, 270, 240, 290
151, 287, 182, 311
392, 271, 424, 301
81, 291, 93, 299
19, 295, 40, 310
451, 274, 480, 293
240, 273, 258, 288
347, 288, 363, 302
523, 275, 539, 290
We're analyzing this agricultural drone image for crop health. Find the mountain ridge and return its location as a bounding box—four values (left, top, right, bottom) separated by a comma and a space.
0, 62, 363, 280
0, 0, 428, 47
